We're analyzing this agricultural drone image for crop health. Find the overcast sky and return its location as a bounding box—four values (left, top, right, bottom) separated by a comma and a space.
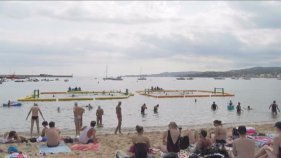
0, 1, 280, 76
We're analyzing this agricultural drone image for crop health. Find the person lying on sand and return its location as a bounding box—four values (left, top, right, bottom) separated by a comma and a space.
255, 121, 281, 158
3, 131, 26, 143
79, 121, 96, 144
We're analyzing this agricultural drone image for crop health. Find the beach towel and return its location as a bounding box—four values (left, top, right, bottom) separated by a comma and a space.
70, 143, 100, 151
115, 150, 129, 158
5, 153, 27, 158
39, 143, 71, 154
248, 136, 272, 148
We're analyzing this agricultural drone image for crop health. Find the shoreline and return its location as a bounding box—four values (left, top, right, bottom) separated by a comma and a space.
3, 120, 277, 137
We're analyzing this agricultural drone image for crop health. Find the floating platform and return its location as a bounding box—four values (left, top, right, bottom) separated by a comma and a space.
136, 89, 234, 98
18, 90, 134, 102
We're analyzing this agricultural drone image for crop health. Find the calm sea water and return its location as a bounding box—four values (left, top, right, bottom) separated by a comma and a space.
0, 77, 280, 133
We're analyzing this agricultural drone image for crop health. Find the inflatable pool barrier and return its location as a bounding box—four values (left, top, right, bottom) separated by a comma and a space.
136, 89, 234, 98
18, 90, 134, 102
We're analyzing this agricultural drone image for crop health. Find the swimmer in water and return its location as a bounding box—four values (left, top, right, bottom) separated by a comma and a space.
269, 100, 280, 115
211, 102, 218, 111
154, 104, 159, 113
236, 102, 242, 113
141, 104, 147, 115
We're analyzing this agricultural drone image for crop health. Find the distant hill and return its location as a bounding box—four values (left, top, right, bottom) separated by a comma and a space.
124, 67, 281, 78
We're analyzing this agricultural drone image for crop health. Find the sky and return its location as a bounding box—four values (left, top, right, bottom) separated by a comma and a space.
0, 1, 280, 76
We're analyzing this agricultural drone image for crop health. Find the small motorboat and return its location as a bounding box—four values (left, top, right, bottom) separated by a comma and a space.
176, 77, 185, 80
3, 101, 22, 107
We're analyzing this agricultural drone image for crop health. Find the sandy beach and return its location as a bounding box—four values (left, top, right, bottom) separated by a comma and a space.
0, 122, 277, 158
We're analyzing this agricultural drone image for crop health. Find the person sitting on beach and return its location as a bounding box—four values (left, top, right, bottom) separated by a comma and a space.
41, 121, 48, 137
96, 106, 104, 126
232, 126, 255, 158
45, 121, 60, 147
194, 129, 212, 155
26, 103, 45, 136
141, 104, 147, 115
211, 102, 218, 111
73, 102, 85, 136
159, 122, 180, 153
255, 121, 281, 158
269, 100, 280, 115
213, 120, 227, 144
3, 131, 22, 143
129, 125, 152, 158
154, 104, 159, 113
79, 121, 96, 144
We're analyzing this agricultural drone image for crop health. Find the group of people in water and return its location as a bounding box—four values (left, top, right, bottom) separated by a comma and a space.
210, 100, 279, 116
141, 104, 160, 114
68, 87, 82, 92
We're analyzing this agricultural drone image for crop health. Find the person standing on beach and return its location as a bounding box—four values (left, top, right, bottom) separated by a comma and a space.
26, 103, 45, 136
96, 106, 104, 126
141, 104, 147, 115
269, 100, 280, 115
73, 102, 85, 136
115, 101, 122, 134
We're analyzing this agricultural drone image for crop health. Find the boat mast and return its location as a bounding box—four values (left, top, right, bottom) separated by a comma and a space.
105, 65, 108, 78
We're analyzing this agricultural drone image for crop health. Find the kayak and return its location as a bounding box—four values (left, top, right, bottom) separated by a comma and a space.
227, 105, 234, 111
3, 102, 22, 107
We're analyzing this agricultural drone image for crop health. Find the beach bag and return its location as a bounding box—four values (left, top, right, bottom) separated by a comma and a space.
180, 136, 189, 149
64, 137, 73, 144
29, 138, 37, 143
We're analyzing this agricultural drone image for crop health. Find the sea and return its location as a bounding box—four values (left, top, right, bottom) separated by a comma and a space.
0, 77, 280, 134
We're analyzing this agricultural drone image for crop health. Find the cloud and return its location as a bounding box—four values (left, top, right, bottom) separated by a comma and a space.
0, 1, 280, 75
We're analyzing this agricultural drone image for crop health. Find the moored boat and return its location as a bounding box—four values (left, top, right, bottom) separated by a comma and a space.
176, 77, 185, 80
3, 101, 22, 107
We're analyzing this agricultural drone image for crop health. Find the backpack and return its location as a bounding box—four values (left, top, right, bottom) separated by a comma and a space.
180, 136, 190, 149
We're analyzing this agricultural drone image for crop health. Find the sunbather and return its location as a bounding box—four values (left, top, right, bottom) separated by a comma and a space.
129, 125, 152, 158
79, 121, 96, 144
255, 121, 281, 158
213, 120, 227, 144
3, 131, 23, 143
232, 126, 255, 158
158, 122, 180, 153
194, 129, 212, 154
45, 121, 61, 147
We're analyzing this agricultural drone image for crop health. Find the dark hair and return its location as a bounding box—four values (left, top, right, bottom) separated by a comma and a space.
8, 131, 17, 138
275, 121, 281, 130
49, 121, 55, 128
136, 125, 144, 133
90, 121, 96, 127
42, 121, 48, 126
213, 120, 222, 125
200, 129, 207, 138
118, 101, 122, 106
238, 126, 247, 135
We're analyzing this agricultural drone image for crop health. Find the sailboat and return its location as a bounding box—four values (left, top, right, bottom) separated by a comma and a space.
137, 68, 147, 80
103, 65, 123, 81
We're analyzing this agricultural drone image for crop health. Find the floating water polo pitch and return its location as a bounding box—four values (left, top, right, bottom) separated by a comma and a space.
18, 89, 134, 102
136, 88, 234, 98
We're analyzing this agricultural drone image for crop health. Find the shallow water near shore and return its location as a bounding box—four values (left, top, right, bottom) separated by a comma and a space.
0, 77, 280, 133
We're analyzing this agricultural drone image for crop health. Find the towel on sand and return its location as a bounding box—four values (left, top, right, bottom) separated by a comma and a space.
248, 136, 273, 148
39, 143, 71, 154
71, 143, 100, 151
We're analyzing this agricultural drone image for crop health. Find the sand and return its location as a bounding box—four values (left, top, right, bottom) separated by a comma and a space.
0, 123, 277, 158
